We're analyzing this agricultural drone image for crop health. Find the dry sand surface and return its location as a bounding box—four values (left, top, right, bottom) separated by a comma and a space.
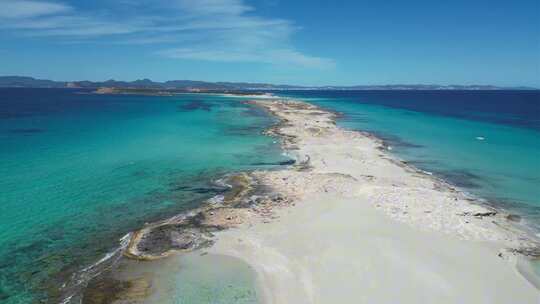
206, 99, 540, 303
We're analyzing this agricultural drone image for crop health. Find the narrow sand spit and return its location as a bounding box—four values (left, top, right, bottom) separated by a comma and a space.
117, 98, 539, 304
205, 99, 540, 303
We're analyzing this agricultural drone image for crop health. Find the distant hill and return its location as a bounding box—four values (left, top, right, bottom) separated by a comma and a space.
0, 76, 67, 88
0, 76, 536, 90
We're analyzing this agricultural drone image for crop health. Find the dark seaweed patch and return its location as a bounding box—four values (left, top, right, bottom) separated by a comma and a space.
0, 289, 9, 301
168, 175, 229, 195
371, 131, 423, 149
8, 128, 44, 134
0, 112, 32, 120
241, 106, 268, 118
131, 170, 148, 178
485, 197, 540, 217
406, 159, 440, 166
223, 125, 264, 136
177, 100, 212, 112
435, 169, 483, 188
340, 113, 370, 123
251, 159, 296, 166
170, 185, 227, 195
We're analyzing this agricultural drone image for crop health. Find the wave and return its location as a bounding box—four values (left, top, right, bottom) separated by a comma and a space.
59, 232, 132, 304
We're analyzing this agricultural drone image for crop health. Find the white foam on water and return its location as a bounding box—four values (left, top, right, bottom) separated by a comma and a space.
173, 210, 197, 221
208, 194, 225, 205
476, 136, 485, 140
59, 232, 133, 304
59, 294, 73, 304
214, 176, 233, 189
80, 233, 132, 273
282, 150, 300, 162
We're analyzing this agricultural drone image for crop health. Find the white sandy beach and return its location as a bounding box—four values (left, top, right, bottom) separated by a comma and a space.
204, 99, 540, 303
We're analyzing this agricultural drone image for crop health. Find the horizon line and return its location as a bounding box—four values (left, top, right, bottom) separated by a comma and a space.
1, 75, 538, 89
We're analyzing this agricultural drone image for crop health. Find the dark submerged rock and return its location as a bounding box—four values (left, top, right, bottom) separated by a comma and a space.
507, 214, 522, 222
82, 277, 151, 304
136, 224, 216, 256
177, 100, 212, 112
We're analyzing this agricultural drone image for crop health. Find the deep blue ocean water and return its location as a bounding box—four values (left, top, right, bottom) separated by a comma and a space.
279, 90, 540, 231
0, 89, 287, 303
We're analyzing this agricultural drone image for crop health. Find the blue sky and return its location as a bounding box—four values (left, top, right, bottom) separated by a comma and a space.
0, 0, 538, 86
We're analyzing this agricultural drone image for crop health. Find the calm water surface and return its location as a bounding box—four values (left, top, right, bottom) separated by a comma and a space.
0, 89, 285, 303
1, 88, 539, 302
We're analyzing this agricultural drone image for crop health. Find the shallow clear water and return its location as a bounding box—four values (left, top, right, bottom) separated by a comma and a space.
279, 90, 540, 231
0, 89, 286, 303
164, 254, 259, 304
114, 253, 259, 304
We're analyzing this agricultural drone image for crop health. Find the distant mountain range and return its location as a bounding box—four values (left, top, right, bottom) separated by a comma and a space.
0, 76, 536, 91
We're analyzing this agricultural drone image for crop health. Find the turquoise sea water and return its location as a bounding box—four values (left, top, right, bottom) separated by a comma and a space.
2, 89, 539, 302
280, 91, 540, 231
0, 89, 286, 303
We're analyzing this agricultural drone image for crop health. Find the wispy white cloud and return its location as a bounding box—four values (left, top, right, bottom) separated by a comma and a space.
159, 48, 335, 69
175, 0, 253, 16
0, 0, 71, 19
0, 0, 335, 68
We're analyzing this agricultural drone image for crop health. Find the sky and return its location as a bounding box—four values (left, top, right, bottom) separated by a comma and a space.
0, 0, 539, 86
